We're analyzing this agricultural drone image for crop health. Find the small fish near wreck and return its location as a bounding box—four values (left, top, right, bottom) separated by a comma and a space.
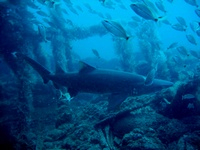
176, 16, 187, 27
167, 42, 178, 50
144, 64, 158, 86
172, 23, 186, 31
155, 0, 167, 13
186, 34, 197, 45
92, 49, 100, 59
102, 20, 130, 40
130, 3, 162, 22
176, 46, 189, 56
184, 0, 198, 7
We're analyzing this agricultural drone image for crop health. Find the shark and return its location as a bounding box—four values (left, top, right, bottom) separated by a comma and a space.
16, 53, 173, 109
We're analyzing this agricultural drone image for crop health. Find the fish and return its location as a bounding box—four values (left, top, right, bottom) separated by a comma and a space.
186, 34, 197, 45
196, 28, 200, 37
16, 53, 173, 110
144, 63, 158, 86
102, 20, 129, 40
195, 9, 200, 17
184, 0, 198, 7
167, 42, 178, 49
177, 46, 189, 56
182, 94, 195, 100
68, 6, 79, 15
190, 50, 200, 59
155, 0, 167, 13
92, 49, 100, 59
38, 24, 48, 42
190, 21, 199, 32
130, 3, 161, 22
141, 0, 158, 15
171, 23, 186, 31
37, 10, 49, 17
172, 55, 182, 64
162, 19, 171, 25
61, 8, 69, 15
84, 3, 92, 11
176, 16, 187, 27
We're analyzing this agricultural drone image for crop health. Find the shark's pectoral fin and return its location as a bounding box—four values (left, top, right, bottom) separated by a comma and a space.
68, 88, 78, 97
107, 93, 128, 111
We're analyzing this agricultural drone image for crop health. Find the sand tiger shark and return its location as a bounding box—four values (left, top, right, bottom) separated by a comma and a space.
16, 53, 173, 109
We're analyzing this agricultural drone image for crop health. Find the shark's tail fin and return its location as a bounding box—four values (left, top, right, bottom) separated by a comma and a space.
16, 53, 51, 84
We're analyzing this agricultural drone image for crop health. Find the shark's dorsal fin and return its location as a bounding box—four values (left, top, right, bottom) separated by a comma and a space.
55, 63, 65, 74
79, 61, 96, 73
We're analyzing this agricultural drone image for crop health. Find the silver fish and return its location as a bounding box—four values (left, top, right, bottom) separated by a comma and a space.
142, 0, 158, 15
167, 42, 178, 49
186, 34, 197, 45
184, 0, 198, 7
172, 23, 186, 31
177, 46, 189, 56
190, 50, 200, 59
190, 21, 199, 32
182, 94, 195, 100
162, 19, 171, 25
176, 16, 187, 27
84, 3, 92, 11
37, 10, 49, 17
102, 20, 129, 40
69, 6, 79, 15
155, 0, 166, 13
130, 3, 160, 22
144, 64, 157, 86
92, 49, 100, 59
